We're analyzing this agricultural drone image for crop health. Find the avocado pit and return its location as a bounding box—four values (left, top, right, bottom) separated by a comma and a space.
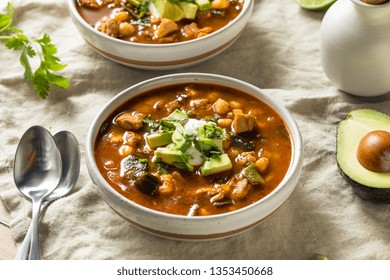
356, 130, 390, 173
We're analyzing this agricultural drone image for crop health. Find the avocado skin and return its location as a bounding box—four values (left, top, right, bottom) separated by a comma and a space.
337, 163, 390, 203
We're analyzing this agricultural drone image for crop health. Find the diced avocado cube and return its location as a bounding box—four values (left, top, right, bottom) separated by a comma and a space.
194, 0, 211, 10
195, 137, 223, 157
159, 120, 176, 131
152, 0, 184, 22
196, 122, 224, 156
199, 137, 223, 151
154, 148, 185, 164
201, 154, 232, 176
178, 2, 198, 20
166, 109, 188, 121
146, 131, 173, 148
154, 148, 193, 171
242, 163, 265, 185
199, 122, 225, 140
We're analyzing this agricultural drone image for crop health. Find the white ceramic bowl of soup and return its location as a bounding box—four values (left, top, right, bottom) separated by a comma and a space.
67, 0, 253, 70
85, 73, 303, 240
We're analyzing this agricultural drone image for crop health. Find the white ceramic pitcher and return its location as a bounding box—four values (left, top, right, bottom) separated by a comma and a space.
320, 0, 390, 97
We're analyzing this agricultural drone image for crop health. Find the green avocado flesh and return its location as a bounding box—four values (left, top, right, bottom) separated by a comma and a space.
337, 109, 390, 202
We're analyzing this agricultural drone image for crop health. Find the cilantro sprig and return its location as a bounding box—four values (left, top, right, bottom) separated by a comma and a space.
0, 2, 69, 99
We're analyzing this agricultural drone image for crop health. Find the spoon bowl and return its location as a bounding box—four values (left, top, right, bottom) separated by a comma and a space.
48, 131, 80, 201
14, 126, 62, 197
13, 126, 62, 260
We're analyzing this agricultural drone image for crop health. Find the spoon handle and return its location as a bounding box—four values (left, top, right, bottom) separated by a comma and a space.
15, 200, 50, 260
15, 225, 32, 260
29, 198, 43, 260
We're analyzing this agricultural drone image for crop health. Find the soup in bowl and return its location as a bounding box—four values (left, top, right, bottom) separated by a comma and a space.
76, 0, 245, 44
67, 0, 253, 69
86, 73, 303, 240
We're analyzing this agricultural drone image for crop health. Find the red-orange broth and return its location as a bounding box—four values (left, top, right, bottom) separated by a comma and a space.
94, 83, 292, 216
76, 0, 244, 44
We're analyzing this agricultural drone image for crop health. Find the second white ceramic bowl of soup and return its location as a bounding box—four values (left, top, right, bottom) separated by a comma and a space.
67, 0, 253, 70
86, 73, 303, 240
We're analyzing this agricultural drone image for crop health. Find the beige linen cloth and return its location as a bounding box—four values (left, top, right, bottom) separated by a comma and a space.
1, 0, 389, 260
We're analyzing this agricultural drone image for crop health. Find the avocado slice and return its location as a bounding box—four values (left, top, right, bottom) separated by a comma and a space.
196, 122, 224, 156
166, 109, 188, 121
201, 154, 232, 176
154, 147, 193, 171
194, 0, 211, 10
146, 131, 173, 148
178, 2, 198, 20
336, 109, 390, 202
152, 0, 184, 22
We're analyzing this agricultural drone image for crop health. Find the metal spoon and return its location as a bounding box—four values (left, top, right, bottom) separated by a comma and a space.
13, 126, 62, 260
15, 131, 80, 260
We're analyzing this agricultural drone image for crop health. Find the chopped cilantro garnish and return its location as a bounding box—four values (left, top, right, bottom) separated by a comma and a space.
139, 2, 149, 18
205, 114, 220, 123
130, 18, 151, 27
156, 161, 169, 174
184, 108, 196, 116
201, 123, 224, 139
194, 139, 222, 158
173, 161, 194, 171
170, 0, 195, 3
142, 114, 159, 132
159, 120, 176, 132
209, 150, 222, 158
0, 2, 69, 99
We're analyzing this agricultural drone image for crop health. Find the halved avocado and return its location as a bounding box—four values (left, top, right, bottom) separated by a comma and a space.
336, 109, 390, 202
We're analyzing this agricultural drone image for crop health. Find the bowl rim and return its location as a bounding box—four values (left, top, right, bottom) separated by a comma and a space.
86, 73, 303, 222
67, 0, 253, 49
351, 0, 390, 8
